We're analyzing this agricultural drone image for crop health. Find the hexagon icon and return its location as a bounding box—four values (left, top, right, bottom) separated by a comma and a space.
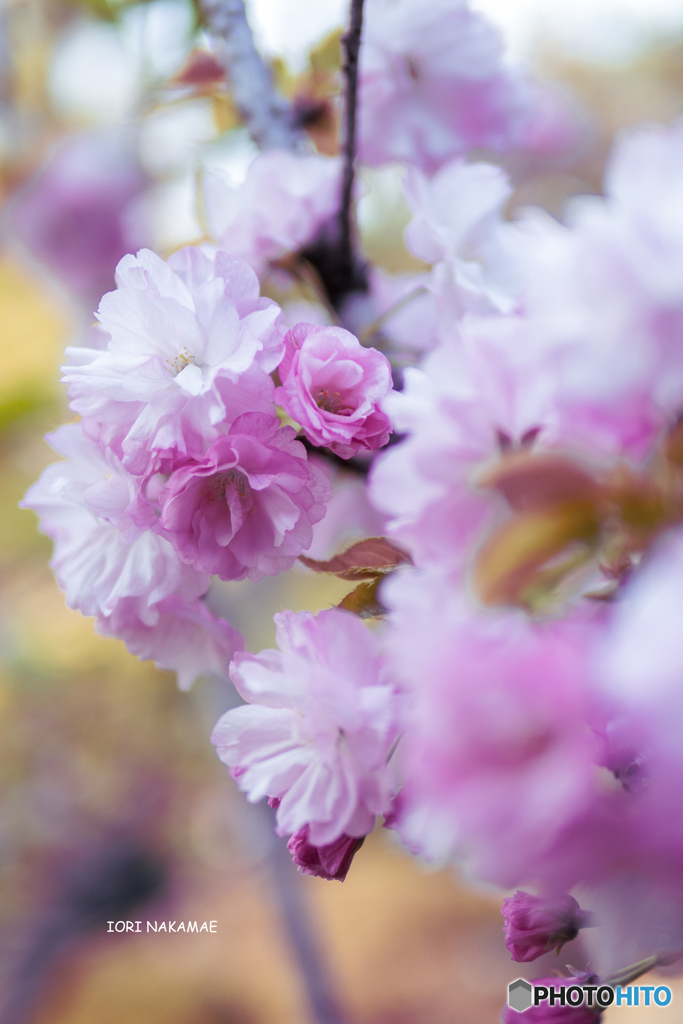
508, 978, 533, 1012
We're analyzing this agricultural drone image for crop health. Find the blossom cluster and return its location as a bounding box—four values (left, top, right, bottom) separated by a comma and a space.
21, 0, 683, 1018
24, 242, 394, 687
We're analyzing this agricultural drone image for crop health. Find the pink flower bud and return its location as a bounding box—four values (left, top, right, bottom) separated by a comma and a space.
502, 891, 589, 962
287, 826, 365, 882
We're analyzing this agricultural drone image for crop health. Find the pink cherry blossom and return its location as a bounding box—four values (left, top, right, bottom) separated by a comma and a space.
367, 267, 438, 357
287, 826, 364, 882
369, 314, 560, 573
275, 323, 393, 459
98, 593, 243, 691
403, 160, 526, 321
502, 891, 589, 962
383, 573, 602, 885
211, 608, 399, 846
21, 423, 208, 623
158, 413, 331, 582
20, 424, 243, 689
203, 150, 341, 278
62, 247, 284, 474
522, 120, 683, 459
358, 0, 536, 173
8, 128, 149, 307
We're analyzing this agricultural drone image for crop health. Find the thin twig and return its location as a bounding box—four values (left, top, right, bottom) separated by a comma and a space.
297, 0, 368, 311
604, 955, 661, 987
299, 435, 372, 477
199, 0, 303, 150
288, 256, 342, 326
298, 431, 406, 478
337, 0, 365, 286
358, 286, 428, 345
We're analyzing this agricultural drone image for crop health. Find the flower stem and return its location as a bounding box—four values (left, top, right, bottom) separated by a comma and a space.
265, 808, 346, 1024
604, 955, 661, 987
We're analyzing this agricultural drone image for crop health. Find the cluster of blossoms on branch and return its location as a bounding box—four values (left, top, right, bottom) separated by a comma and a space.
20, 0, 683, 1018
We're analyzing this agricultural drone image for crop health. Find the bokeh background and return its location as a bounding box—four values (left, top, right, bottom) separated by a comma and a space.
3, 0, 683, 1020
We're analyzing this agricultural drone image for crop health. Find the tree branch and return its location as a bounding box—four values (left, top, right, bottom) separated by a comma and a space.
337, 0, 365, 286
299, 0, 368, 312
199, 0, 303, 151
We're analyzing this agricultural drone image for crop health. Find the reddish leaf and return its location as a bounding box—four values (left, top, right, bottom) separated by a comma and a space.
299, 537, 411, 581
173, 50, 226, 86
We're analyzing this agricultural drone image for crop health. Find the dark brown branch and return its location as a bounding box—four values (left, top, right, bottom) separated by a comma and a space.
299, 0, 368, 312
338, 0, 365, 284
299, 435, 371, 477
298, 431, 406, 478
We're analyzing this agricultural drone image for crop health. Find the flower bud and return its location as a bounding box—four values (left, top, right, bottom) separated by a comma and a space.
502, 891, 589, 962
287, 826, 365, 882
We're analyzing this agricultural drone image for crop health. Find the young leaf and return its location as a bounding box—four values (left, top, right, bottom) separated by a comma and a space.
299, 537, 411, 580
338, 578, 386, 618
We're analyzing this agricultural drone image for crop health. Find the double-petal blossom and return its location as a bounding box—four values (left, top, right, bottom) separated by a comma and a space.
62, 247, 284, 473
212, 608, 400, 846
159, 413, 331, 581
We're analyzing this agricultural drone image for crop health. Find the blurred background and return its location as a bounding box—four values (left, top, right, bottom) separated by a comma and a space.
3, 0, 683, 1020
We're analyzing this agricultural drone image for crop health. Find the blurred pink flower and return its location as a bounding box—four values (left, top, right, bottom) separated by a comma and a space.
367, 267, 438, 356
522, 120, 683, 459
383, 575, 602, 885
98, 593, 243, 691
203, 150, 341, 278
358, 0, 536, 173
502, 891, 589, 962
369, 314, 559, 573
9, 129, 149, 307
212, 608, 399, 845
304, 458, 386, 561
159, 413, 331, 581
275, 323, 393, 458
62, 247, 284, 474
403, 160, 526, 320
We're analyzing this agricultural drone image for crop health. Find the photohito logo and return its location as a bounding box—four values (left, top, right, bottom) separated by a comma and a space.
507, 980, 673, 1012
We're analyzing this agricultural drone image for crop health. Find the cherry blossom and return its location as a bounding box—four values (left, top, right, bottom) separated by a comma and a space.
275, 322, 393, 458
211, 608, 399, 846
158, 413, 331, 581
403, 159, 526, 320
9, 128, 149, 306
98, 593, 243, 691
287, 826, 364, 882
382, 571, 602, 884
358, 0, 536, 173
502, 891, 590, 962
203, 150, 341, 278
21, 423, 242, 688
62, 247, 285, 473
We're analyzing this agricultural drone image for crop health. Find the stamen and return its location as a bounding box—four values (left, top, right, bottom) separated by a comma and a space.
202, 471, 250, 503
315, 388, 352, 415
166, 348, 198, 376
